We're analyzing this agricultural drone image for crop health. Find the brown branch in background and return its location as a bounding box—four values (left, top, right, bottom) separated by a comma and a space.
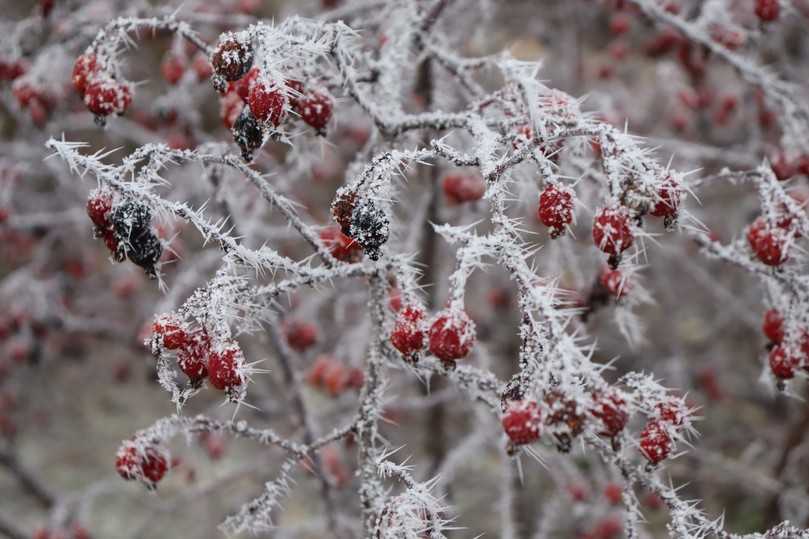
0, 449, 56, 509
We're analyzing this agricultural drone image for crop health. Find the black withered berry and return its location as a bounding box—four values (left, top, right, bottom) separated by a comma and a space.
128, 229, 162, 278
349, 197, 389, 261
211, 33, 254, 88
232, 106, 263, 162
111, 200, 152, 240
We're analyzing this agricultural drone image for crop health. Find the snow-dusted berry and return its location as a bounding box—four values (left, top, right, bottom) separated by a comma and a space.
152, 314, 188, 350
502, 400, 541, 445
762, 309, 784, 344
755, 0, 779, 22
285, 320, 319, 352
769, 345, 799, 380
349, 198, 389, 261
649, 177, 681, 219
590, 391, 628, 438
331, 188, 358, 236
592, 206, 634, 257
210, 33, 254, 88
72, 53, 99, 97
428, 309, 475, 366
544, 390, 586, 451
247, 78, 286, 126
207, 342, 244, 391
746, 217, 789, 266
442, 172, 485, 205
599, 268, 628, 299
115, 441, 168, 487
84, 78, 131, 117
127, 230, 163, 277
640, 420, 671, 465
294, 89, 333, 133
111, 200, 151, 240
86, 191, 113, 229
537, 184, 574, 237
390, 306, 425, 362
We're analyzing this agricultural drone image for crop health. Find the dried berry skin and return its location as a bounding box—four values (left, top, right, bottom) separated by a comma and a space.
232, 106, 263, 162
537, 184, 574, 236
428, 310, 475, 365
390, 306, 425, 361
127, 230, 163, 276
544, 390, 586, 451
599, 269, 628, 299
111, 201, 151, 240
210, 33, 254, 83
331, 188, 358, 235
592, 206, 634, 256
590, 392, 628, 438
349, 198, 389, 261
762, 308, 784, 344
502, 400, 541, 445
640, 420, 671, 465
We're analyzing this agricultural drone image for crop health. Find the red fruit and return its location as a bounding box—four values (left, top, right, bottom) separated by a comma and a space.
747, 217, 789, 266
442, 173, 485, 205
247, 78, 286, 126
388, 287, 403, 312
12, 81, 38, 107
346, 367, 364, 390
771, 154, 794, 181
294, 90, 333, 132
161, 54, 185, 85
177, 331, 211, 383
543, 390, 586, 447
207, 343, 244, 391
115, 442, 168, 486
307, 355, 333, 387
319, 226, 361, 262
537, 184, 574, 236
192, 53, 213, 81
232, 67, 259, 101
568, 484, 588, 502
285, 320, 318, 352
390, 306, 425, 361
649, 178, 680, 218
599, 268, 628, 298
210, 34, 254, 84
323, 361, 349, 396
502, 400, 541, 445
72, 53, 99, 96
86, 191, 113, 228
152, 314, 188, 350
604, 483, 623, 505
762, 308, 784, 344
84, 78, 132, 117
769, 345, 799, 380
590, 392, 628, 438
755, 0, 779, 22
220, 90, 243, 129
640, 420, 671, 465
428, 310, 475, 365
592, 206, 634, 255
609, 13, 631, 35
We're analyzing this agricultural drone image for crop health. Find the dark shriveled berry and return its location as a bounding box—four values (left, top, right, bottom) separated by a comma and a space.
232, 107, 263, 162
210, 33, 254, 86
349, 198, 389, 261
127, 230, 162, 278
331, 188, 358, 235
111, 200, 151, 240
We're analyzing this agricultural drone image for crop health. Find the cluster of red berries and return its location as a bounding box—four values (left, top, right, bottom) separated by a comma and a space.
639, 401, 687, 465
153, 314, 245, 394
307, 355, 364, 397
441, 172, 485, 205
0, 57, 27, 82
72, 52, 132, 122
746, 216, 796, 267
115, 440, 169, 488
390, 307, 476, 368
761, 309, 809, 382
160, 48, 212, 87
